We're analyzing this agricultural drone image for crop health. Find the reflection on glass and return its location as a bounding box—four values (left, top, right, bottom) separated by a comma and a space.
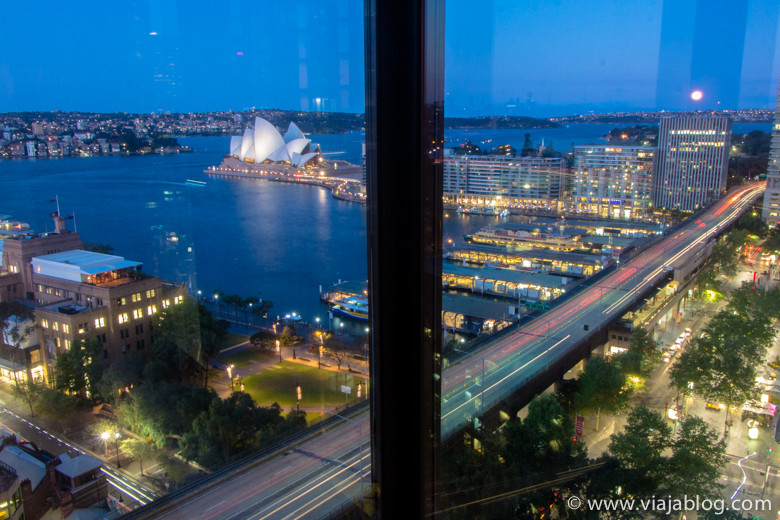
439, 0, 778, 517
0, 0, 371, 518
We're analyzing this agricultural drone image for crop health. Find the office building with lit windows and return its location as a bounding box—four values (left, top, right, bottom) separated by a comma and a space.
652, 115, 731, 211
573, 145, 655, 219
762, 83, 780, 225
30, 250, 186, 363
442, 151, 565, 208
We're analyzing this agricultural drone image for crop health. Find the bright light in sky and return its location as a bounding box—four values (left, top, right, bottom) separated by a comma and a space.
691, 90, 703, 101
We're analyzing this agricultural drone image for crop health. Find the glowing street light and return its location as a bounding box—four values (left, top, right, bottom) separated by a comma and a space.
227, 364, 235, 389
276, 340, 281, 362
101, 431, 122, 468
296, 384, 302, 412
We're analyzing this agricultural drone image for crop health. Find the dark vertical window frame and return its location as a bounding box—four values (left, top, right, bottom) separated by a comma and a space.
364, 0, 445, 517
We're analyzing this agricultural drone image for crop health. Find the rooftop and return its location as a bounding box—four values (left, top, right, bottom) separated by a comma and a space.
31, 250, 141, 284
443, 264, 571, 288
451, 245, 604, 266
442, 292, 516, 321
56, 453, 102, 479
0, 445, 46, 490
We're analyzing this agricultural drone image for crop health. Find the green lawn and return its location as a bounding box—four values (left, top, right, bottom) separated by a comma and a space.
241, 361, 368, 409
218, 332, 249, 351
219, 348, 275, 368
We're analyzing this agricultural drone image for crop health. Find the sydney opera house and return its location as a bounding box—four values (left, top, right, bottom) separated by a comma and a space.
229, 117, 321, 168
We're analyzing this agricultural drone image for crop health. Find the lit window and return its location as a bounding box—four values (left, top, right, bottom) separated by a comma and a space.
133, 309, 143, 319
41, 319, 49, 329
94, 317, 105, 328
147, 305, 157, 315
162, 299, 170, 308
118, 313, 128, 324
62, 324, 69, 334
52, 322, 59, 331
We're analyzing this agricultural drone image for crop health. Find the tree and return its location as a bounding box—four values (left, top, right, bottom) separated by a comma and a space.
117, 381, 215, 449
609, 406, 670, 497
667, 416, 726, 499
120, 438, 156, 475
607, 407, 726, 510
574, 357, 629, 430
670, 304, 774, 433
180, 392, 284, 468
222, 294, 243, 324
313, 331, 350, 369
762, 227, 780, 253
98, 350, 146, 401
693, 268, 722, 301
37, 388, 82, 432
152, 298, 225, 387
502, 394, 586, 475
279, 324, 303, 346
13, 379, 45, 416
0, 302, 36, 384
614, 325, 659, 377
53, 338, 103, 399
250, 298, 273, 325
736, 211, 767, 238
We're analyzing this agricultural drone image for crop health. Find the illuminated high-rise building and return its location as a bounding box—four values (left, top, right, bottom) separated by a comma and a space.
762, 82, 780, 225
653, 115, 731, 211
574, 145, 655, 219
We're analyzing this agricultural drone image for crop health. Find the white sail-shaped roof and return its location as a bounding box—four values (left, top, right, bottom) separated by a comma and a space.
252, 117, 286, 163
239, 129, 254, 161
230, 117, 322, 166
229, 136, 242, 157
292, 152, 318, 168
284, 122, 305, 143
268, 145, 291, 162
285, 137, 311, 156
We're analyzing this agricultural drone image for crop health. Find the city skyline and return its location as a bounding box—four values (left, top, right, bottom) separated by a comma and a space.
1, 0, 778, 116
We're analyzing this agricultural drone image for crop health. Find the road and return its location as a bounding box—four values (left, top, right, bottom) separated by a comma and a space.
440, 184, 765, 438
152, 413, 370, 520
0, 407, 158, 511
143, 184, 763, 519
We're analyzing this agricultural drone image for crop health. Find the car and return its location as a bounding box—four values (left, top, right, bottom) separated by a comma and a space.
663, 351, 672, 363
675, 336, 684, 345
683, 327, 692, 337
706, 402, 724, 411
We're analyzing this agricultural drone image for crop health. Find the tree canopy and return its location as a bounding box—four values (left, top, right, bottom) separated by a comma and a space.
574, 357, 629, 430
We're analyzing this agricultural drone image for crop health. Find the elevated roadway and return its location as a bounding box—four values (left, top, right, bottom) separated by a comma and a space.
131, 184, 763, 519
441, 183, 764, 436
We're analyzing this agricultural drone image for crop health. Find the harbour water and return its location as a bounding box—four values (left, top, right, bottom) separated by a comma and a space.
0, 124, 769, 323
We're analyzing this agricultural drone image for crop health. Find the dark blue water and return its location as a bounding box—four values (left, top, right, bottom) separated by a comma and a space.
0, 123, 769, 323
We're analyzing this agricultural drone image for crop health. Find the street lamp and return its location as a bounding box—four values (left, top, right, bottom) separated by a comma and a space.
213, 293, 220, 318
296, 384, 302, 412
227, 364, 234, 389
101, 431, 121, 468
315, 317, 320, 329
276, 340, 281, 362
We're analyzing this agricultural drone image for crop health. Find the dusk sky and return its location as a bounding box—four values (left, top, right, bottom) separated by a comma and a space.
1, 0, 778, 116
